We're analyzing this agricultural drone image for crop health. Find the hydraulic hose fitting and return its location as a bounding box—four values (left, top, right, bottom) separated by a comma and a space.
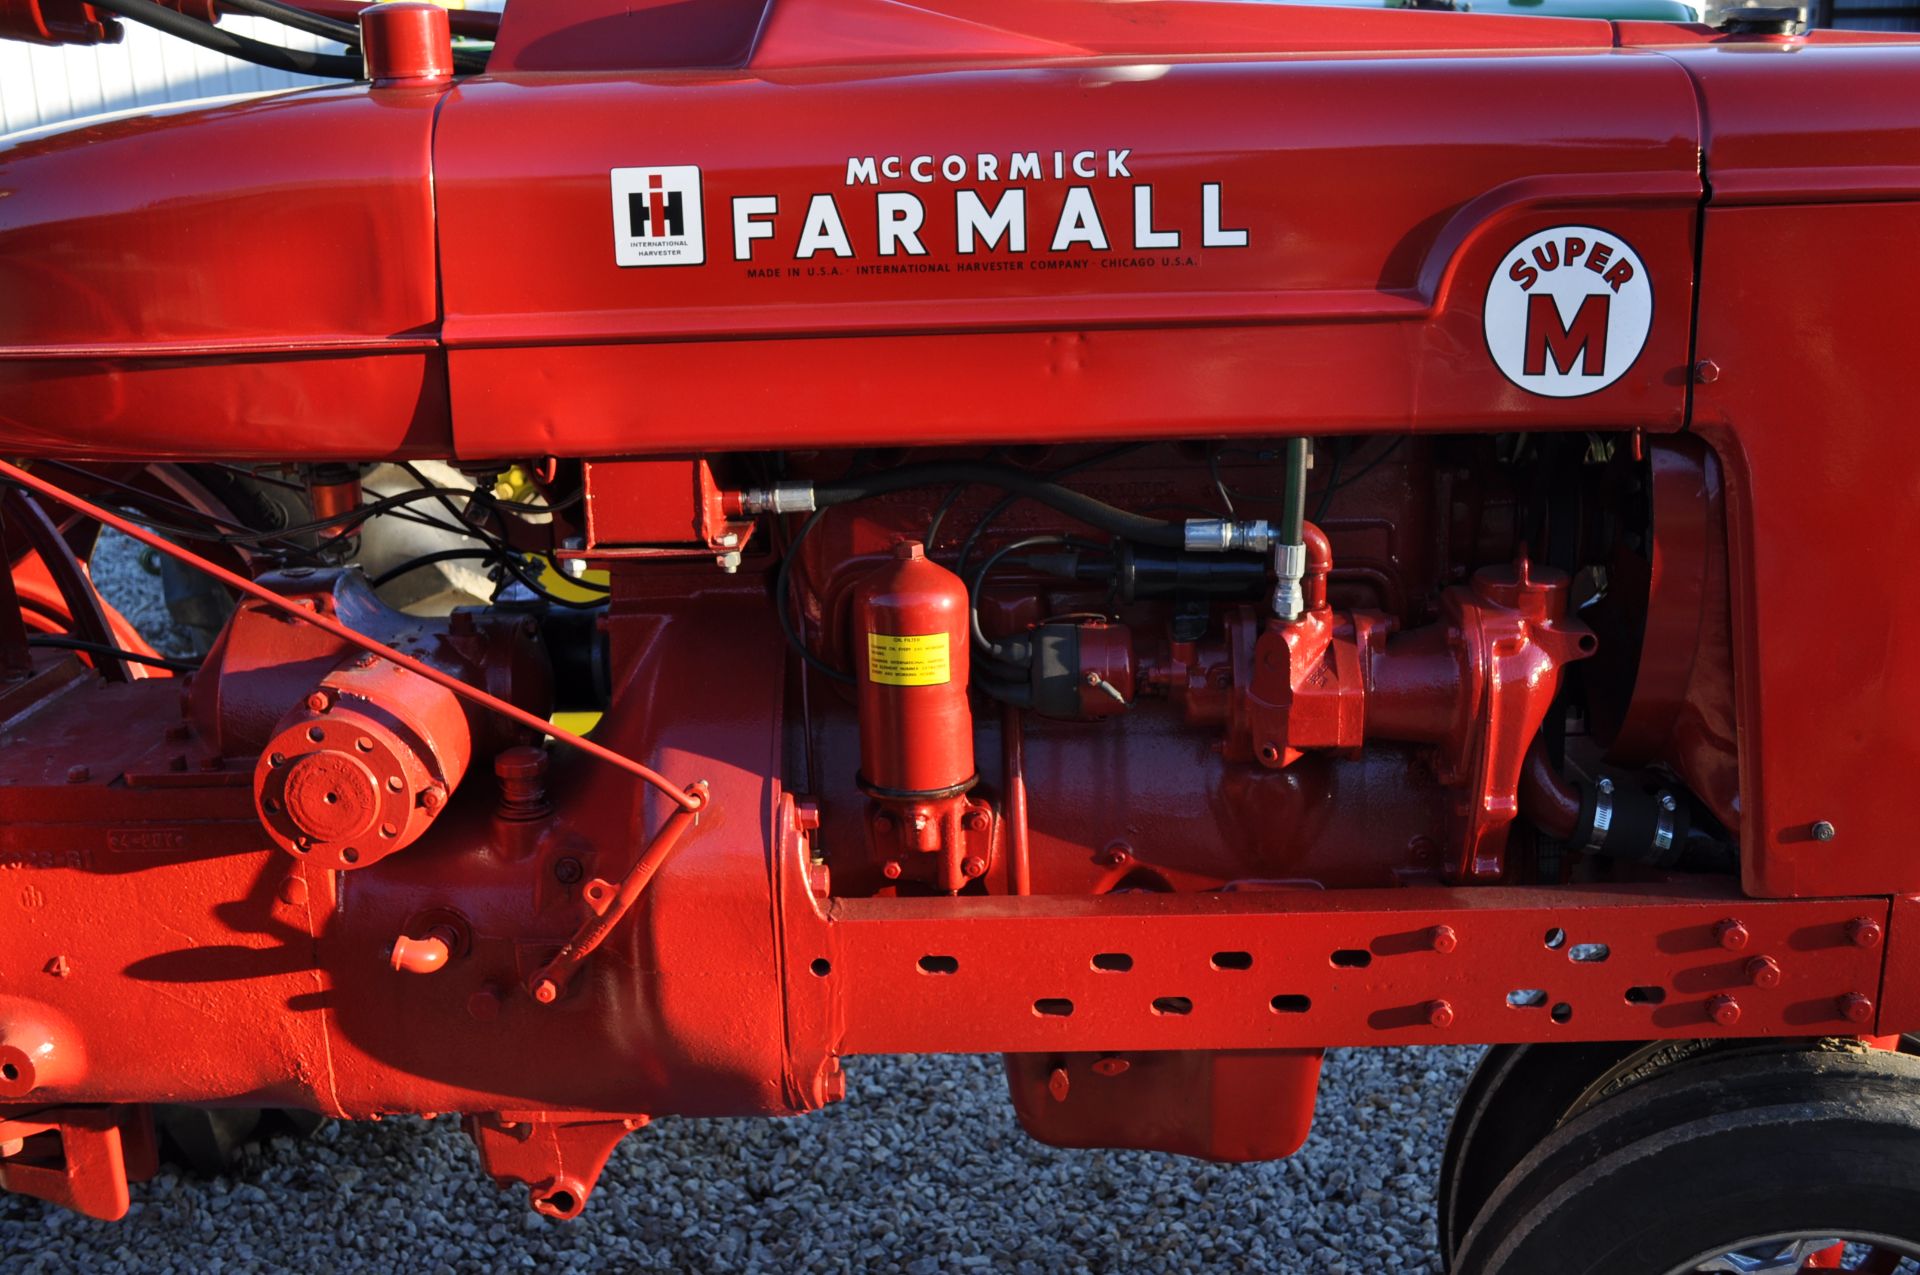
1183, 518, 1274, 553
735, 482, 818, 516
1272, 541, 1307, 622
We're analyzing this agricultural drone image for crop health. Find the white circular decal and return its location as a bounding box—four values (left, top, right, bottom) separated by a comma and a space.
1484, 225, 1652, 398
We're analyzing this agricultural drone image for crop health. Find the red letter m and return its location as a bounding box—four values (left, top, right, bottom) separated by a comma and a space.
1523, 293, 1610, 376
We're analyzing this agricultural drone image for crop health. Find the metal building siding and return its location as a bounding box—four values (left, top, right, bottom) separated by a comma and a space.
0, 17, 339, 137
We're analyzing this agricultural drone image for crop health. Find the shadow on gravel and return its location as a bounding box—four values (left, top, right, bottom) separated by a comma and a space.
0, 1049, 1483, 1275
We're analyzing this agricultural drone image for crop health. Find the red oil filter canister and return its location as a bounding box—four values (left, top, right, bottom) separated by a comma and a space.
850, 541, 975, 798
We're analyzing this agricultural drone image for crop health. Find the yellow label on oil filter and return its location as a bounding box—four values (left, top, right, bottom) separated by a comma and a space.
866, 632, 951, 687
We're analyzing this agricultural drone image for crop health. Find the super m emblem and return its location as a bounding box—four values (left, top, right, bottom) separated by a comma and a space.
1483, 226, 1652, 398
611, 166, 705, 267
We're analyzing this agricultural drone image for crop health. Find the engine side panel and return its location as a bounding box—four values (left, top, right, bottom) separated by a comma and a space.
433, 54, 1701, 457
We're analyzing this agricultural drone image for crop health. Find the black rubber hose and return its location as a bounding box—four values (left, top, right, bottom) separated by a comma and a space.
367, 547, 497, 588
87, 0, 367, 77
967, 535, 1067, 659
817, 464, 1183, 549
219, 0, 359, 43
27, 634, 200, 673
775, 509, 857, 684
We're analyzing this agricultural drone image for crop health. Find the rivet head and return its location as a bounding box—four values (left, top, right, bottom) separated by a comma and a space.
1811, 820, 1837, 842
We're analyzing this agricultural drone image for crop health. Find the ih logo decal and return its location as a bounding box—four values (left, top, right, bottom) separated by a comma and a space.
1484, 226, 1652, 398
611, 166, 705, 267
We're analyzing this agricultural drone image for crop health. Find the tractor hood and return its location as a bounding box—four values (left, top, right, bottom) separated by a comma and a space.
2, 0, 1917, 460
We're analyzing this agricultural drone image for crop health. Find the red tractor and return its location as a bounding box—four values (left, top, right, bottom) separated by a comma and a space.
2, 1, 1918, 1269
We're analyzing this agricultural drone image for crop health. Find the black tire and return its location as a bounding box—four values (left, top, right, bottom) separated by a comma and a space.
1452, 1046, 1920, 1275
1441, 1035, 1920, 1269
1439, 1042, 1648, 1264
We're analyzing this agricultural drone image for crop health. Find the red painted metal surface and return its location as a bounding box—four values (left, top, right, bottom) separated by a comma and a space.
433, 52, 1700, 456
1691, 200, 1920, 897
3, 0, 1920, 1226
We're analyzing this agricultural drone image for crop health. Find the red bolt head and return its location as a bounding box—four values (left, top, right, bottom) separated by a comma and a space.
1839, 993, 1875, 1026
1746, 956, 1782, 990
963, 810, 990, 832
420, 784, 447, 812
1848, 918, 1884, 949
305, 691, 331, 713
873, 811, 895, 833
1709, 994, 1742, 1027
961, 856, 987, 878
64, 765, 89, 784
1693, 358, 1721, 385
880, 860, 903, 880
531, 978, 559, 1005
1430, 925, 1458, 955
467, 987, 502, 1021
1427, 999, 1456, 1029
807, 862, 832, 898
278, 876, 309, 908
1091, 1057, 1130, 1078
1716, 919, 1751, 951
1047, 1067, 1071, 1103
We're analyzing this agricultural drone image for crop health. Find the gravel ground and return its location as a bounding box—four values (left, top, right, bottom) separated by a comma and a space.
2, 1050, 1482, 1274
0, 534, 1486, 1273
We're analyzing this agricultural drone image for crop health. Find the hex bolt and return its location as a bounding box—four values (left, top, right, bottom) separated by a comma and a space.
1811, 820, 1837, 842
1047, 1067, 1071, 1103
1091, 1057, 1131, 1078
531, 978, 560, 1005
962, 811, 990, 832
1709, 994, 1742, 1027
420, 784, 448, 813
1839, 993, 1875, 1025
552, 857, 583, 885
467, 986, 503, 1021
1847, 918, 1884, 949
880, 860, 903, 880
305, 690, 331, 714
960, 856, 987, 878
1746, 955, 1782, 990
64, 765, 88, 784
1716, 919, 1751, 951
1693, 359, 1721, 384
1429, 925, 1458, 955
1427, 999, 1456, 1029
